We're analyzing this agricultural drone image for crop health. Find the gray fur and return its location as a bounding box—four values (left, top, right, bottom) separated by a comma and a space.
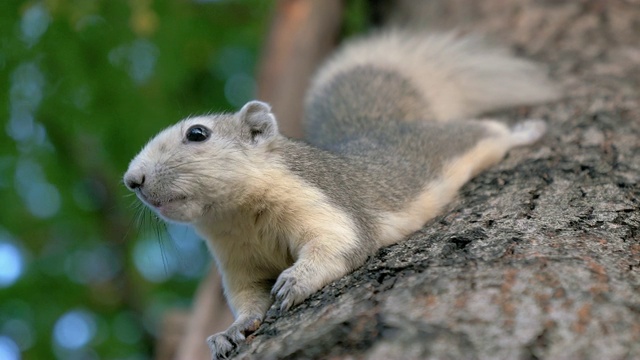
304, 66, 431, 147
275, 119, 490, 261
280, 62, 496, 249
281, 121, 490, 209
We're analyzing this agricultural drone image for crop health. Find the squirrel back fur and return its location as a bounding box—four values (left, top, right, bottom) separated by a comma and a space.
293, 31, 558, 243
304, 31, 559, 149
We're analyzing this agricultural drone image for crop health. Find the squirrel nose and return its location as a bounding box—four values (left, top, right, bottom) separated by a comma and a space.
124, 173, 145, 190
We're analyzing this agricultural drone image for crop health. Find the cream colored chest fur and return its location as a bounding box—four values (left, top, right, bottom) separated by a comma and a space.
194, 166, 361, 284
196, 208, 294, 282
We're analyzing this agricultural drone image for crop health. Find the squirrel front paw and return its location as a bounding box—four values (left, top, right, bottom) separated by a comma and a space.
271, 267, 311, 312
207, 316, 261, 360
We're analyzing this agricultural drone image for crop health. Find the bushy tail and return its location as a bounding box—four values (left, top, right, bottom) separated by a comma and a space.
307, 31, 560, 122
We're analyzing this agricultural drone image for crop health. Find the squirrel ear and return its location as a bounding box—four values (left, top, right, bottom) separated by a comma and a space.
238, 100, 279, 144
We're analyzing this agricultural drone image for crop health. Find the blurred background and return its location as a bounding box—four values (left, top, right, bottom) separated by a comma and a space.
0, 1, 272, 359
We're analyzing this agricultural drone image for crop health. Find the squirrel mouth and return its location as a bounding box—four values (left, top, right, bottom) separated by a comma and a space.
136, 190, 187, 208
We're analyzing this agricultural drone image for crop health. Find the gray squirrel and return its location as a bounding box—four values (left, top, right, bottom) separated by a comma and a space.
123, 31, 559, 359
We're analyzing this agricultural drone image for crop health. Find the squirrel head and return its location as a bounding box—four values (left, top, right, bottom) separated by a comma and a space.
123, 100, 280, 223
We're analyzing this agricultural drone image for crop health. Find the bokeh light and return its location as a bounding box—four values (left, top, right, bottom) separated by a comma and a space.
133, 235, 178, 283
20, 2, 51, 47
14, 159, 60, 219
0, 233, 24, 288
53, 310, 97, 350
0, 336, 20, 360
166, 224, 209, 278
224, 73, 256, 107
213, 46, 256, 107
64, 244, 121, 284
2, 319, 35, 350
7, 62, 45, 143
109, 39, 159, 85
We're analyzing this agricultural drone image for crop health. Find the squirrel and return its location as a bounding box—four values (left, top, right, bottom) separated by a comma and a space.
123, 31, 559, 359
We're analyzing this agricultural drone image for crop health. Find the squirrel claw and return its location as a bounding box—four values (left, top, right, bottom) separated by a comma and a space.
207, 317, 261, 360
207, 331, 239, 360
271, 268, 307, 312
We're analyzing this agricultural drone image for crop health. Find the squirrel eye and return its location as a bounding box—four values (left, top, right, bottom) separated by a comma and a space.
185, 125, 210, 142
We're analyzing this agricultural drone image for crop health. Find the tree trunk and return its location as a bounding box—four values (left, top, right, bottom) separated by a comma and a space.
232, 0, 640, 358
256, 0, 343, 138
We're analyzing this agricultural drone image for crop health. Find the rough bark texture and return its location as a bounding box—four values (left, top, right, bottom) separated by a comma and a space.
231, 0, 640, 359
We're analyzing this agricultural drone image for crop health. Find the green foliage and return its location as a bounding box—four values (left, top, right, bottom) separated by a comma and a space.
0, 1, 270, 358
343, 0, 371, 37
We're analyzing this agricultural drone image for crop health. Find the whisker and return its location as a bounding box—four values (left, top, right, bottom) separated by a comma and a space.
154, 220, 171, 276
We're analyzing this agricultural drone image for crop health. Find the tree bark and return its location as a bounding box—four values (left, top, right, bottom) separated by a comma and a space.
231, 0, 640, 358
